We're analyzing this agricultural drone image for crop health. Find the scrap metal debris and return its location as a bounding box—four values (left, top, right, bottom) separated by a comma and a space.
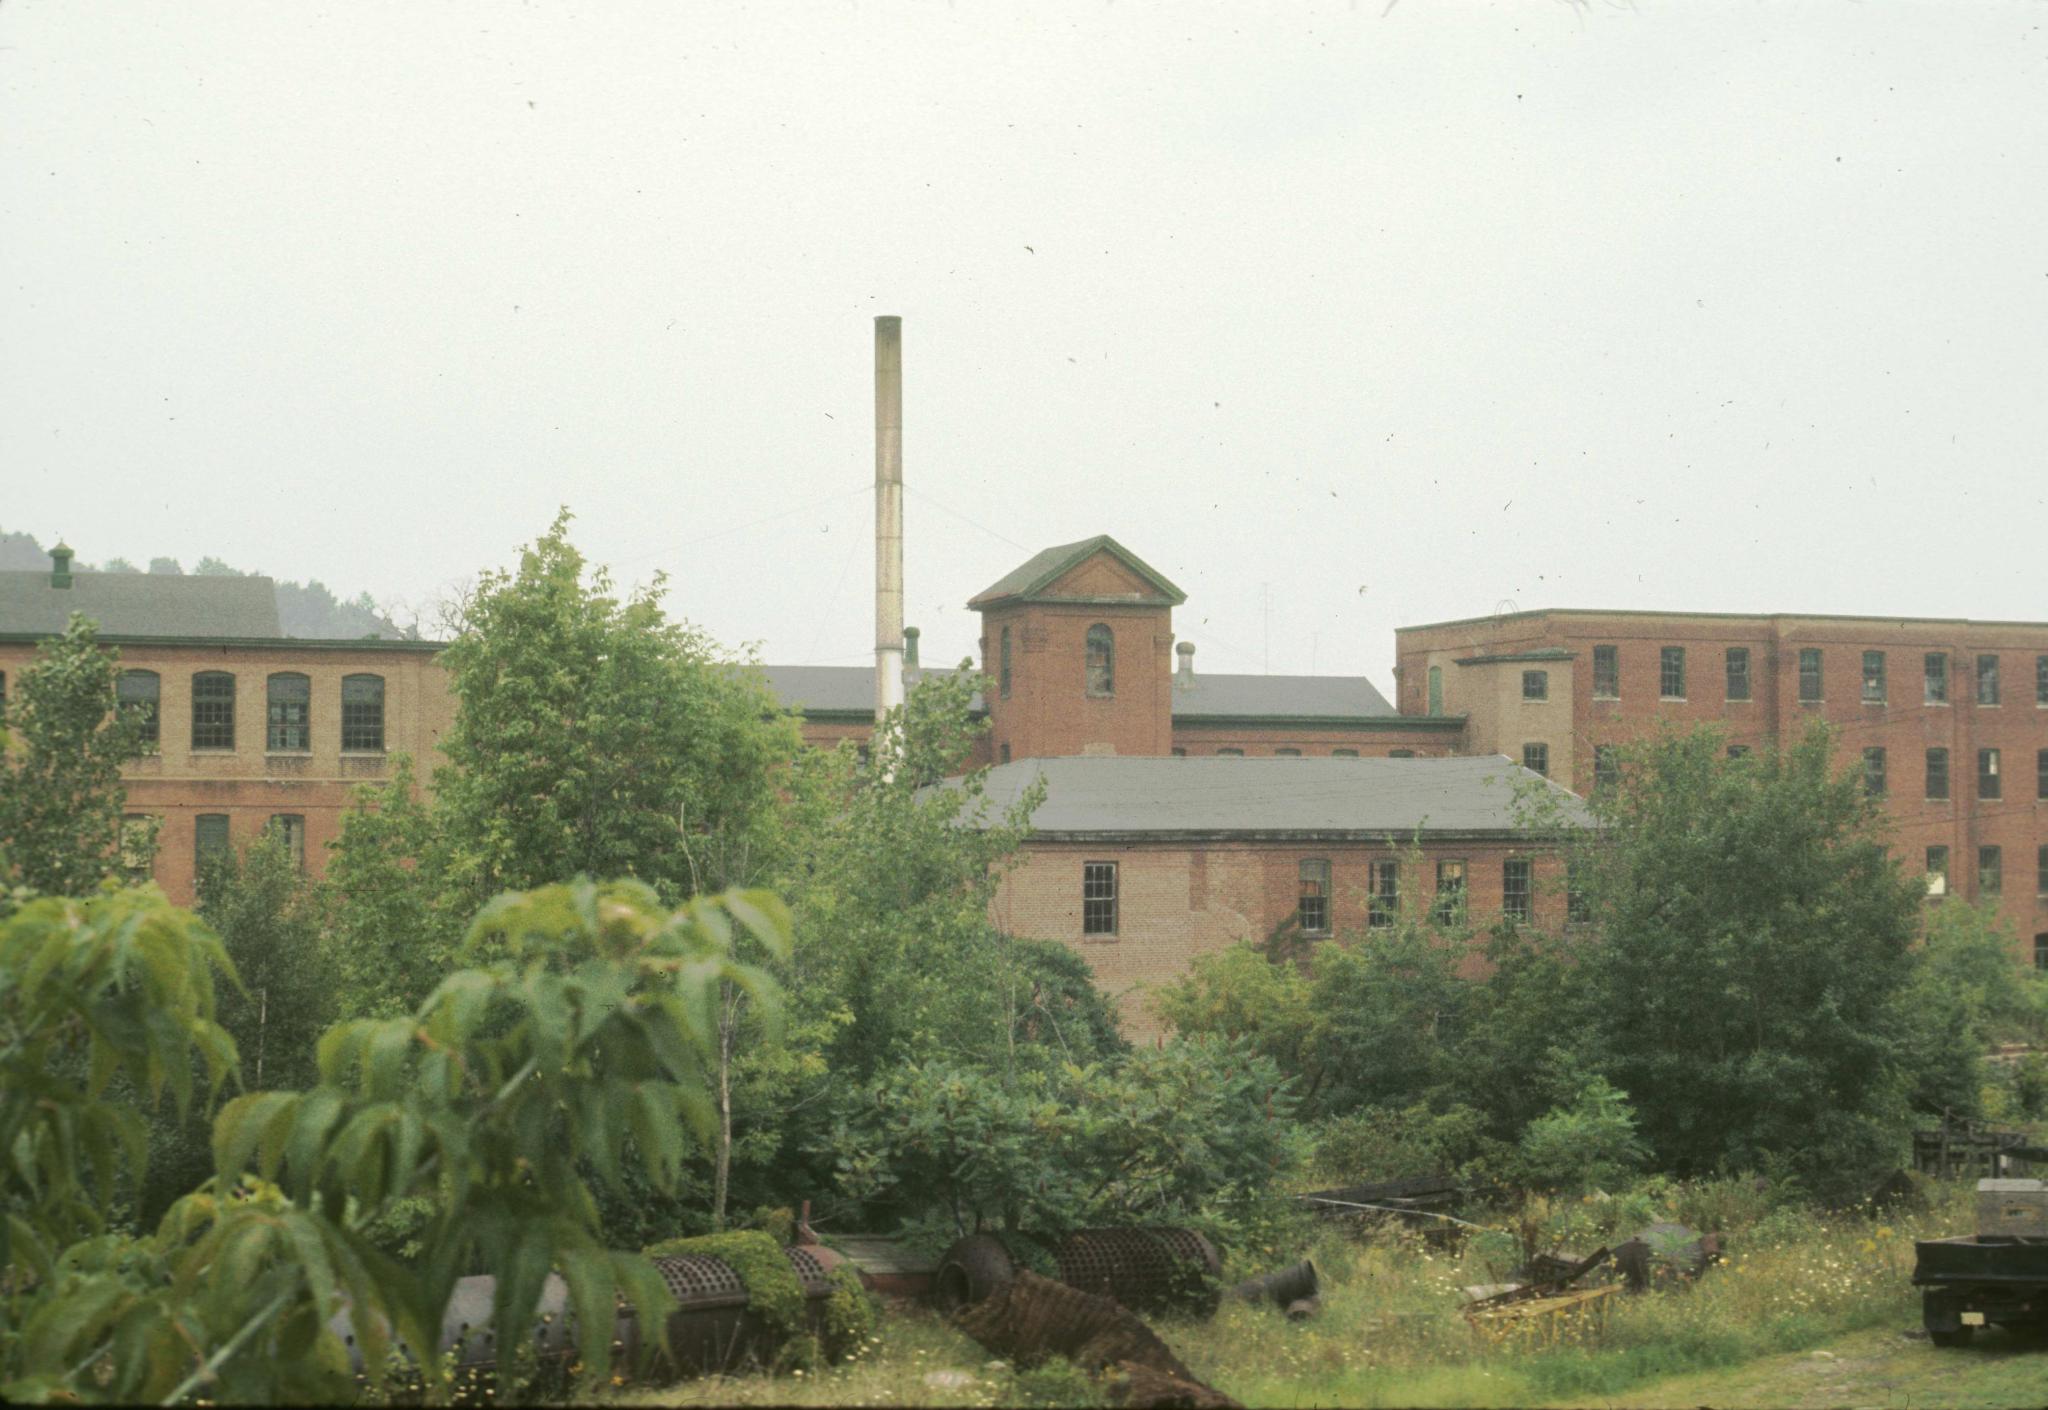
954, 1269, 1241, 1409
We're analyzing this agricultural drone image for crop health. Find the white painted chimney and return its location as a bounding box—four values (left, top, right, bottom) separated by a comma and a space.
874, 316, 905, 723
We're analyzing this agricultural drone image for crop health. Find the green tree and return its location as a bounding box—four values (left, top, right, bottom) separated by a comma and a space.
144, 832, 342, 1221
324, 757, 462, 1019
0, 615, 151, 896
1556, 724, 1925, 1199
430, 510, 797, 905
2, 878, 786, 1404
1894, 899, 2048, 1120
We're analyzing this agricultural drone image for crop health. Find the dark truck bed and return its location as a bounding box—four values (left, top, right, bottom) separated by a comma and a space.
1912, 1235, 2048, 1345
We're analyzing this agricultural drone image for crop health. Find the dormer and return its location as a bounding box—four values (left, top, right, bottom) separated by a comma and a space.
969, 535, 1184, 761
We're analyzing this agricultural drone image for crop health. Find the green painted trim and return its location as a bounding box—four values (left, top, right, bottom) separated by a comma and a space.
1171, 712, 1466, 730
1454, 649, 1574, 666
0, 632, 444, 653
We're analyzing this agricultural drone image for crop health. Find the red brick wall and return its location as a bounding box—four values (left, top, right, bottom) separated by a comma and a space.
1397, 611, 2048, 965
980, 600, 1174, 760
992, 837, 1566, 1037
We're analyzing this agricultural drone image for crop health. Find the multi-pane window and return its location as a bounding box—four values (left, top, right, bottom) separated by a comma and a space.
2038, 747, 2048, 801
1427, 666, 1443, 715
1298, 859, 1331, 935
1979, 747, 2002, 800
2037, 934, 2048, 973
1592, 645, 1619, 700
119, 815, 156, 884
1522, 742, 1549, 777
1503, 858, 1532, 923
1432, 859, 1467, 924
1081, 861, 1118, 936
1727, 744, 1752, 760
1217, 747, 1244, 757
195, 814, 231, 876
1593, 745, 1619, 793
1925, 653, 1950, 704
1659, 647, 1686, 699
1926, 845, 1950, 897
117, 669, 160, 750
1001, 743, 1013, 763
191, 672, 235, 749
1926, 748, 1950, 800
1332, 748, 1359, 757
1977, 654, 2001, 706
1389, 749, 1416, 758
1862, 747, 1886, 797
269, 814, 306, 871
1979, 846, 2002, 898
2039, 845, 2048, 898
1861, 651, 1886, 704
1275, 748, 1302, 757
1368, 859, 1400, 928
267, 672, 311, 751
999, 627, 1012, 699
2037, 654, 2048, 707
1566, 859, 1591, 924
1798, 648, 1823, 702
1431, 859, 1468, 922
1725, 647, 1751, 702
340, 674, 385, 751
1084, 624, 1115, 698
1522, 670, 1548, 701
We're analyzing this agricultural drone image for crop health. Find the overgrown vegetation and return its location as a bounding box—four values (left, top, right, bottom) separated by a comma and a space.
1164, 725, 2048, 1206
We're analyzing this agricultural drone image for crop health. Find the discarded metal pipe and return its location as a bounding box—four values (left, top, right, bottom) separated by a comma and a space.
935, 1226, 1225, 1319
329, 1244, 849, 1394
1226, 1259, 1320, 1309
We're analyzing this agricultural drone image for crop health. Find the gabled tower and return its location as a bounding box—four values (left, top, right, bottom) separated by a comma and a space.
969, 535, 1185, 760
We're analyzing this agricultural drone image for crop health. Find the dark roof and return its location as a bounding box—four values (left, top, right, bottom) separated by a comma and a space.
0, 571, 283, 638
965, 754, 1587, 838
760, 664, 985, 717
1172, 671, 1397, 720
967, 535, 1186, 609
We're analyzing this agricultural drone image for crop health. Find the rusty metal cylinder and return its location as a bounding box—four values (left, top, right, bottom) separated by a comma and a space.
330, 1244, 846, 1391
934, 1226, 1223, 1319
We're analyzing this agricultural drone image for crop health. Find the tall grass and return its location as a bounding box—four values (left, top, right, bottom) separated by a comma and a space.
621, 1177, 1976, 1409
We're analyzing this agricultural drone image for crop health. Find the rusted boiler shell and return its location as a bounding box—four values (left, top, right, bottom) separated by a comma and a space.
934, 1226, 1223, 1318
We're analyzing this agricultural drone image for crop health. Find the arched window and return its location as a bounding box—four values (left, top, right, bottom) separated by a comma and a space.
1085, 624, 1114, 698
118, 669, 160, 750
341, 674, 385, 752
1000, 626, 1012, 699
192, 672, 235, 749
267, 672, 311, 751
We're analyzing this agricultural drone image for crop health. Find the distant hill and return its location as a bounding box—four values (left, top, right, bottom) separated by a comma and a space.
0, 528, 413, 639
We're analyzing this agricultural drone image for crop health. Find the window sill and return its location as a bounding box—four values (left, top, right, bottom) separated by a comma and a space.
1660, 696, 1687, 703
266, 750, 312, 758
1081, 935, 1119, 943
188, 747, 238, 755
339, 750, 388, 758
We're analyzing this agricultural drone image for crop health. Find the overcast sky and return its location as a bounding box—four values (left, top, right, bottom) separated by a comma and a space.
4, 2, 2044, 686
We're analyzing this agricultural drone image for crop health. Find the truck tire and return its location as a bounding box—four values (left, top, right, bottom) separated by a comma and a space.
1929, 1325, 1975, 1348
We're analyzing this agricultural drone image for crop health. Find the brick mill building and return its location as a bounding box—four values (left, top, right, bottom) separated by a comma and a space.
0, 547, 449, 906
1396, 608, 2048, 970
7, 536, 2043, 1026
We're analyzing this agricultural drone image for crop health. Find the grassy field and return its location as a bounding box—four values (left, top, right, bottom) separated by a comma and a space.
618, 1179, 2043, 1409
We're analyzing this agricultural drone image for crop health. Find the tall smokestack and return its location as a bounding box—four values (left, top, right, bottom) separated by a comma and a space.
874, 315, 906, 723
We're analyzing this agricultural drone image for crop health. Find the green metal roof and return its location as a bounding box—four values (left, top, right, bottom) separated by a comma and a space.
0, 570, 282, 638
967, 535, 1186, 609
